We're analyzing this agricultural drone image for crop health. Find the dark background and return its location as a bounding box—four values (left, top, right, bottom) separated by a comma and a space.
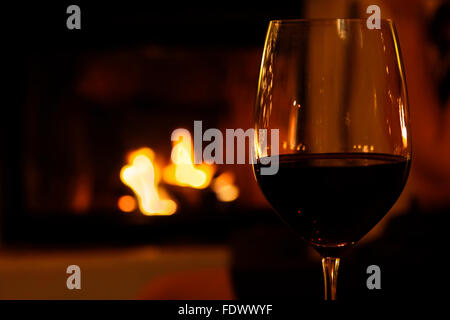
2, 0, 449, 301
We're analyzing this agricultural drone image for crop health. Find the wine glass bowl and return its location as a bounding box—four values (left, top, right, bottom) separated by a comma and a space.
253, 19, 411, 299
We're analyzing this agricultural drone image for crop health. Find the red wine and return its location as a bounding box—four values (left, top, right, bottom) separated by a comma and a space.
254, 153, 410, 254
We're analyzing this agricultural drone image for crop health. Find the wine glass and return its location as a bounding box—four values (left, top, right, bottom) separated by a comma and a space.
253, 19, 411, 300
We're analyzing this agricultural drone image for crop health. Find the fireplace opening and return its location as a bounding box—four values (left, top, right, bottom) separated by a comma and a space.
2, 2, 302, 246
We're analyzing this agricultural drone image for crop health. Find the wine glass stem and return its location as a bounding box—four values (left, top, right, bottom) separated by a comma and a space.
322, 257, 340, 300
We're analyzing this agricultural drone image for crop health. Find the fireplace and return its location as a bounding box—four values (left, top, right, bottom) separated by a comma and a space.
1, 1, 303, 246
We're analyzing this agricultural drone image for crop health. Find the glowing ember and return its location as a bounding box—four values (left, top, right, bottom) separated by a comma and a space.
212, 172, 239, 202
120, 147, 176, 215
163, 131, 214, 189
118, 195, 136, 212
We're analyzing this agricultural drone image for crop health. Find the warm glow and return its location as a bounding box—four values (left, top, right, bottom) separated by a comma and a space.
118, 195, 137, 212
398, 99, 408, 148
163, 132, 214, 189
288, 104, 298, 150
212, 172, 239, 202
120, 148, 176, 216
353, 144, 375, 152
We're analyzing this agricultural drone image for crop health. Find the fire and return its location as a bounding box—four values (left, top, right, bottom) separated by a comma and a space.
120, 148, 176, 215
117, 195, 136, 212
212, 172, 239, 202
163, 132, 214, 189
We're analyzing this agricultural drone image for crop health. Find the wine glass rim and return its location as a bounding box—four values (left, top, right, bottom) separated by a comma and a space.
270, 18, 393, 24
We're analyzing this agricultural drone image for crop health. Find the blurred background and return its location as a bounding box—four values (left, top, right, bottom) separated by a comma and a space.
1, 0, 449, 299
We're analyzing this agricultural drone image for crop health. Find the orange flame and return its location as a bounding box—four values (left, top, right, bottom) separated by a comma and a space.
211, 171, 239, 202
118, 195, 137, 212
120, 148, 176, 215
163, 132, 214, 189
